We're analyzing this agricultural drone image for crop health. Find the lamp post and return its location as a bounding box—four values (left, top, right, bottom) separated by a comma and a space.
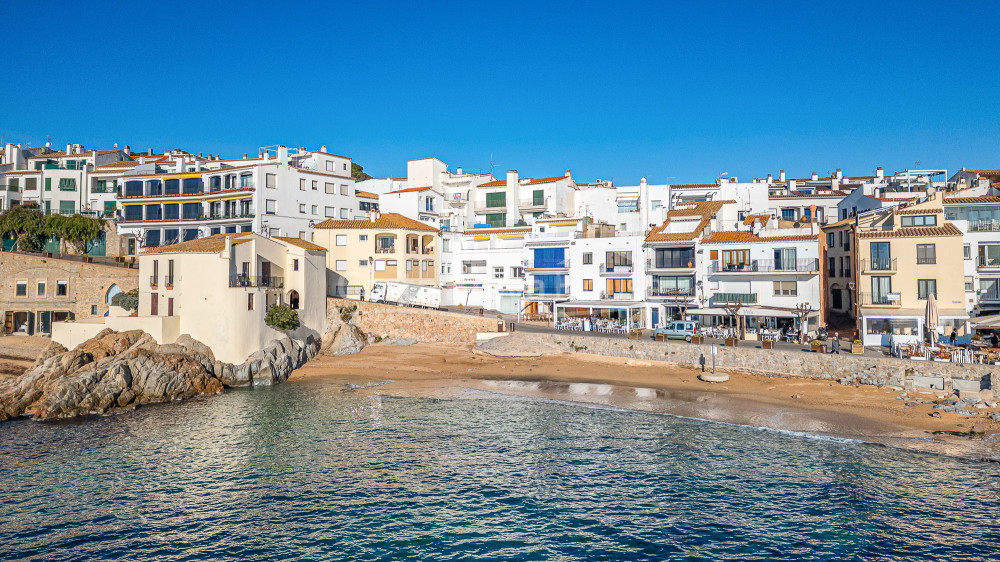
794, 303, 815, 344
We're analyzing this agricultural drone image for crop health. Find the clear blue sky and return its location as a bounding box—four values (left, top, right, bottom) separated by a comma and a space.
3, 1, 998, 184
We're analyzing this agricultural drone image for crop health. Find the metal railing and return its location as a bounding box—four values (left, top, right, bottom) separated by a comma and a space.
610, 291, 634, 300
916, 256, 936, 264
208, 211, 254, 219
711, 292, 758, 305
149, 275, 158, 289
980, 287, 1000, 302
647, 257, 696, 269
969, 220, 1000, 232
978, 256, 1000, 269
709, 258, 820, 273
859, 292, 899, 306
375, 247, 395, 254
164, 275, 174, 289
229, 274, 284, 289
525, 258, 571, 269
860, 257, 897, 272
600, 263, 634, 275
646, 287, 696, 298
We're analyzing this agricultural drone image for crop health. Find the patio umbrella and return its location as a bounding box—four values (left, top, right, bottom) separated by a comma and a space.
925, 293, 939, 346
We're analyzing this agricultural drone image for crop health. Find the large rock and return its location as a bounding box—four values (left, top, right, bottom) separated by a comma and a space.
321, 304, 367, 356
0, 329, 319, 422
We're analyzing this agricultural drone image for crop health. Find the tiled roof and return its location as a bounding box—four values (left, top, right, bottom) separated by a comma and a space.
141, 232, 253, 254
477, 175, 569, 188
527, 175, 568, 185
387, 186, 432, 194
965, 169, 1000, 174
943, 196, 1000, 204
92, 160, 140, 172
669, 183, 718, 189
274, 236, 327, 251
858, 223, 962, 239
743, 214, 770, 226
895, 208, 942, 215
355, 190, 379, 199
27, 149, 119, 159
314, 212, 437, 232
645, 200, 732, 242
701, 232, 819, 244
769, 192, 847, 199
478, 179, 507, 187
821, 217, 856, 229
461, 227, 532, 235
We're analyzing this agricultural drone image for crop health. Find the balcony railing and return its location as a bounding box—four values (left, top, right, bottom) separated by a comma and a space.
208, 211, 254, 220
646, 287, 696, 298
711, 292, 758, 305
916, 256, 936, 264
600, 263, 634, 276
860, 257, 897, 273
981, 287, 1000, 302
969, 220, 1000, 232
375, 247, 396, 254
609, 291, 634, 301
647, 258, 696, 270
149, 275, 158, 289
978, 256, 1000, 269
525, 258, 571, 269
859, 292, 900, 306
524, 291, 569, 299
229, 274, 284, 289
709, 259, 820, 274
164, 275, 174, 289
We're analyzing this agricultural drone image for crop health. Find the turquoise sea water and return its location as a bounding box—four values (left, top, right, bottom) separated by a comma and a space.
1, 378, 999, 561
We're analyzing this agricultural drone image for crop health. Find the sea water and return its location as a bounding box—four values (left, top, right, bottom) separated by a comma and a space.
1, 378, 998, 561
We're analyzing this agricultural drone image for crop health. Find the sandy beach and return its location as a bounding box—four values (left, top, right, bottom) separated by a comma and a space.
292, 343, 1000, 459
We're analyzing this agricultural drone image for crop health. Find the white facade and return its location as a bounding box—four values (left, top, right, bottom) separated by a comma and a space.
943, 197, 1000, 317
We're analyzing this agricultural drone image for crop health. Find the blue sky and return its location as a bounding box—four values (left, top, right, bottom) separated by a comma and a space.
2, 1, 998, 184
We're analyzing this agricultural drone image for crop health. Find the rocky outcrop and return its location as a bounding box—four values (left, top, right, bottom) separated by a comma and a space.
0, 329, 319, 421
321, 303, 368, 356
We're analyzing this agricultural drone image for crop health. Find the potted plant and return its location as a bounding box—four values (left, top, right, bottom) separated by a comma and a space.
762, 339, 775, 349
725, 336, 739, 347
851, 339, 864, 353
810, 339, 826, 353
691, 333, 705, 344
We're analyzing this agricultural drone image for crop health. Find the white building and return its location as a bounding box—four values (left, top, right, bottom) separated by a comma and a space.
942, 195, 1000, 318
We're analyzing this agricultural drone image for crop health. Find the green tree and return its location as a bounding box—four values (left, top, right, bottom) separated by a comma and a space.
111, 289, 139, 311
44, 214, 104, 254
352, 163, 373, 182
265, 304, 300, 331
0, 204, 46, 252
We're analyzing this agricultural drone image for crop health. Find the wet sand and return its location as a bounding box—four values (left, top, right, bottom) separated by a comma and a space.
292, 343, 1000, 459
0, 336, 49, 379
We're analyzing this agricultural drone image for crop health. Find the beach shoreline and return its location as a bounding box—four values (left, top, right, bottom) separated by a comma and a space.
291, 342, 1000, 460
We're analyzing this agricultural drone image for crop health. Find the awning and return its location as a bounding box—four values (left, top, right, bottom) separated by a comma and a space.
556, 300, 645, 308
860, 307, 969, 319
971, 314, 1000, 329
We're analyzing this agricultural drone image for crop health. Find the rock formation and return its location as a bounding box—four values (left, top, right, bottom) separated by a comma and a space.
0, 329, 318, 421
321, 303, 368, 356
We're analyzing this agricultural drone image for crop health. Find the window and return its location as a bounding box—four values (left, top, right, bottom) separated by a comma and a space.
265, 174, 276, 189
299, 231, 306, 239
325, 182, 336, 194
617, 200, 639, 213
722, 249, 750, 268
441, 238, 449, 252
916, 244, 936, 264
831, 287, 843, 309
606, 278, 632, 295
336, 260, 347, 271
265, 199, 276, 214
293, 259, 299, 271
91, 305, 98, 315
341, 184, 349, 196
486, 192, 506, 208
773, 281, 797, 296
493, 267, 504, 279
918, 279, 937, 300
376, 235, 395, 253
269, 227, 280, 237
901, 215, 937, 227
45, 178, 51, 191
651, 200, 662, 210
387, 260, 397, 267
533, 189, 544, 206
485, 213, 505, 228
340, 208, 349, 219
781, 208, 796, 221
248, 294, 254, 311
582, 252, 593, 265
827, 233, 835, 247
312, 180, 318, 190
583, 279, 593, 291
359, 260, 368, 267
871, 276, 892, 304
511, 266, 524, 278
964, 244, 971, 260
299, 203, 307, 213
870, 242, 891, 270
343, 163, 348, 171
965, 276, 975, 292
56, 281, 68, 296
25, 178, 37, 190
325, 207, 336, 217
773, 248, 797, 271
326, 161, 334, 172
360, 234, 368, 241
829, 257, 836, 275
37, 281, 46, 296
15, 281, 26, 296
655, 247, 695, 269
336, 235, 348, 246
300, 179, 306, 191
59, 201, 76, 214
312, 205, 318, 215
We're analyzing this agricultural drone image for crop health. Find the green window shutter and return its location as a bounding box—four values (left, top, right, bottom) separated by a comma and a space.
45, 178, 52, 191
486, 192, 506, 208
44, 201, 51, 214
9, 179, 17, 189
104, 201, 116, 215
59, 201, 76, 214
533, 189, 544, 205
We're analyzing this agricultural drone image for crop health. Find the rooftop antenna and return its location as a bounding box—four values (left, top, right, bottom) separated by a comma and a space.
489, 153, 496, 177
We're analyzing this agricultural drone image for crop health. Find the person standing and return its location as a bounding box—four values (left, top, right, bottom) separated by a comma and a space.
699, 353, 707, 372
830, 332, 841, 354
949, 330, 957, 347
360, 287, 365, 302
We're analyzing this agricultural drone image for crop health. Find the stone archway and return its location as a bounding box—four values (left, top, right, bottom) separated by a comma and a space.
105, 284, 122, 304
288, 289, 300, 310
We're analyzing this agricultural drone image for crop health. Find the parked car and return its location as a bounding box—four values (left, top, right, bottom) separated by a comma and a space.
653, 321, 699, 342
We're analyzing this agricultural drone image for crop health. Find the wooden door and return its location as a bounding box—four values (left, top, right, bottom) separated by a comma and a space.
151, 293, 158, 315
4, 311, 13, 334
168, 298, 174, 317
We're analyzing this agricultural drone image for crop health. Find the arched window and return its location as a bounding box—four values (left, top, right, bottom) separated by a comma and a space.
105, 284, 122, 304
288, 290, 300, 310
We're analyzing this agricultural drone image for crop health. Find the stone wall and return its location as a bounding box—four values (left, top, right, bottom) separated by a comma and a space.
485, 332, 999, 393
0, 252, 139, 334
328, 298, 498, 345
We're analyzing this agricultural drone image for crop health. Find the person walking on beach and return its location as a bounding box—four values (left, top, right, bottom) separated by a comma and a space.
830, 332, 841, 354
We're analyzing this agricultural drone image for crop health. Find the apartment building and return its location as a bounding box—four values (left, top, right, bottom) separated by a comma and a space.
854, 194, 967, 346
942, 195, 1000, 317
439, 226, 530, 313
821, 217, 856, 323
312, 212, 438, 297
115, 145, 356, 251
473, 170, 577, 228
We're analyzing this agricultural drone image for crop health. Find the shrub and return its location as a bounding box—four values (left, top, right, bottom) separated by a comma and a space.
265, 304, 300, 331
111, 288, 139, 311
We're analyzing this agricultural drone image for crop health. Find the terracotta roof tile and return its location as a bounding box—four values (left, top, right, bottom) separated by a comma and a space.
478, 179, 507, 187
669, 183, 718, 189
387, 186, 432, 194
701, 232, 819, 244
314, 212, 437, 232
274, 236, 327, 251
858, 223, 962, 239
462, 227, 532, 235
943, 196, 1000, 204
140, 232, 253, 254
965, 169, 1000, 175
527, 175, 569, 185
743, 214, 770, 226
355, 190, 379, 199
645, 200, 733, 242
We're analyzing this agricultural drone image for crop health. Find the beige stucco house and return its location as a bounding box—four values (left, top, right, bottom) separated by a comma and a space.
312, 211, 438, 297
52, 232, 327, 363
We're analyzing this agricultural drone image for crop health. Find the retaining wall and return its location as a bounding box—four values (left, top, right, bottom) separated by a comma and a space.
521, 333, 1000, 393
329, 298, 498, 344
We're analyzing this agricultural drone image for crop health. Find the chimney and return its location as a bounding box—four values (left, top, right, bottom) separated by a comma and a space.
456, 166, 463, 175
320, 145, 327, 153
507, 170, 519, 186
278, 145, 288, 165
876, 166, 884, 179
779, 169, 786, 182
114, 143, 118, 149
198, 152, 203, 158
835, 168, 842, 179
139, 156, 146, 165
65, 143, 72, 155
124, 145, 130, 155
565, 168, 572, 178
148, 148, 153, 155
766, 173, 773, 182
811, 172, 818, 181
243, 153, 248, 159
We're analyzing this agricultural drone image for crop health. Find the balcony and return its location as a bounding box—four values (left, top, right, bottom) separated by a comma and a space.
608, 292, 634, 301
375, 247, 396, 254
860, 258, 897, 273
709, 259, 820, 274
149, 275, 158, 289
518, 196, 549, 211
164, 275, 174, 290
979, 256, 1000, 270
229, 274, 284, 289
916, 256, 936, 265
600, 263, 634, 276
524, 291, 569, 299
91, 186, 118, 194
646, 287, 696, 299
524, 258, 571, 270
859, 292, 900, 307
447, 196, 468, 208
208, 211, 254, 220
980, 286, 1000, 302
969, 220, 1000, 232
711, 292, 758, 305
474, 204, 507, 214
647, 258, 696, 270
